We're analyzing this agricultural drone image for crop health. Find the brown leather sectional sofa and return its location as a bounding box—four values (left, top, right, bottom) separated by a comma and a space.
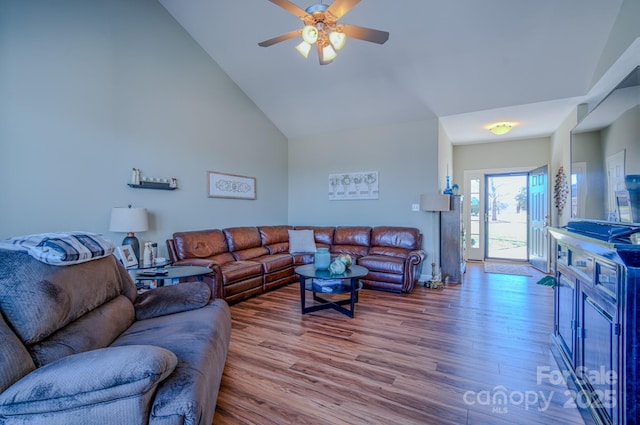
166, 225, 424, 303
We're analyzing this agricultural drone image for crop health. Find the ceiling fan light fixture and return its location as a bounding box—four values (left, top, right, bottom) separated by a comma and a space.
295, 41, 312, 58
322, 44, 337, 62
301, 25, 318, 44
487, 122, 515, 135
329, 31, 346, 50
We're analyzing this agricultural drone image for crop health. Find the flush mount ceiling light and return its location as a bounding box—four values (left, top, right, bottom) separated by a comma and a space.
258, 0, 389, 65
487, 122, 515, 135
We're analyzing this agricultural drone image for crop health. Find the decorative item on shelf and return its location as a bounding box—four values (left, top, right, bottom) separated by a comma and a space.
443, 176, 453, 195
554, 166, 568, 215
128, 169, 177, 190
451, 183, 459, 195
314, 247, 330, 270
329, 258, 346, 275
131, 168, 141, 185
109, 205, 149, 259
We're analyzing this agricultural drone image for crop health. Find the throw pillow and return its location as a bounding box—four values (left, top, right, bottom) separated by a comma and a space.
288, 230, 317, 253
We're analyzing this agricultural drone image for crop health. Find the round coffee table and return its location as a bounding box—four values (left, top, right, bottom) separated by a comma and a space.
295, 264, 368, 318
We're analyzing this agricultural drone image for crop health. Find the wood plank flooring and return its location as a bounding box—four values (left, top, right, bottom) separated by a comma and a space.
214, 262, 585, 424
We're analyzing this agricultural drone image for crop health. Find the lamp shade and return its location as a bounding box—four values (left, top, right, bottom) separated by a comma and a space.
109, 207, 149, 233
420, 194, 451, 212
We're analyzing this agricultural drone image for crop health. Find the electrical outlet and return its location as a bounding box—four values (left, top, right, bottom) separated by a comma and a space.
411, 203, 420, 212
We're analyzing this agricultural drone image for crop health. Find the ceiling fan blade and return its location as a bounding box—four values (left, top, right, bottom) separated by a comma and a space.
267, 0, 308, 19
326, 0, 361, 19
258, 29, 302, 47
341, 24, 389, 44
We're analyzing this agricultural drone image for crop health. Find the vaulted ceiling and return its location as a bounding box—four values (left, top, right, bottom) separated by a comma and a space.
158, 0, 625, 144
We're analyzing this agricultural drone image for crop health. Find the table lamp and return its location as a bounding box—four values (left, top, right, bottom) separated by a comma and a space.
109, 205, 148, 259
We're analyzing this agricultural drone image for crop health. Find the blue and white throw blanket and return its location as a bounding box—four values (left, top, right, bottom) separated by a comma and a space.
0, 231, 115, 266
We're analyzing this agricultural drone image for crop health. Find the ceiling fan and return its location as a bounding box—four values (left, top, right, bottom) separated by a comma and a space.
258, 0, 389, 65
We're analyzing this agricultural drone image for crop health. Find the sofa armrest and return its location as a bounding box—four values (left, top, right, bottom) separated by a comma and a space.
402, 249, 425, 292
134, 281, 211, 320
0, 346, 177, 419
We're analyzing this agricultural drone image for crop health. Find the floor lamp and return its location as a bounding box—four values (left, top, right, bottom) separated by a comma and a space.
420, 193, 451, 288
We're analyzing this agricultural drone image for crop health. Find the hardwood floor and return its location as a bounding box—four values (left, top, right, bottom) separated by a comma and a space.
214, 262, 585, 424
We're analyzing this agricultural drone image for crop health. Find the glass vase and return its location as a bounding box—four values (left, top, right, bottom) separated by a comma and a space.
314, 248, 330, 270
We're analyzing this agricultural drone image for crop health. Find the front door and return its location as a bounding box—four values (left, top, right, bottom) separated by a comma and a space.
485, 173, 528, 261
528, 165, 549, 273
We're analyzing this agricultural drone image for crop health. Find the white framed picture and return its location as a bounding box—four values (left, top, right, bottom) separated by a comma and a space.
207, 171, 256, 200
115, 245, 138, 268
329, 171, 379, 200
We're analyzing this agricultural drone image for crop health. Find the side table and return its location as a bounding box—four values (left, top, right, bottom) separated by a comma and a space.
134, 265, 211, 289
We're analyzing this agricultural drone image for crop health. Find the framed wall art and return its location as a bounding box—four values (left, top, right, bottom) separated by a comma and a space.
328, 171, 379, 200
208, 171, 256, 200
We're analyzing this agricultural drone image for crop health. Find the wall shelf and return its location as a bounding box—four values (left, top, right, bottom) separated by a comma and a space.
128, 183, 176, 191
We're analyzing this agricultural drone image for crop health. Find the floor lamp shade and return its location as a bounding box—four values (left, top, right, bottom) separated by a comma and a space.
109, 207, 148, 259
420, 194, 451, 212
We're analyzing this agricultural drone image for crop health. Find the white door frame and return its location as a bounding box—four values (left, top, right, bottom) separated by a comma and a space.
464, 166, 535, 261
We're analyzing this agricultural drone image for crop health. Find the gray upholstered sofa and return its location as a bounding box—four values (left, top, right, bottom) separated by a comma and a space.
0, 249, 231, 425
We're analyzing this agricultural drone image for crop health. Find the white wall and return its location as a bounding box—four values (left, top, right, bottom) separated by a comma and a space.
0, 0, 289, 255
453, 137, 551, 187
550, 108, 578, 226
438, 121, 454, 192
591, 0, 640, 87
288, 119, 440, 273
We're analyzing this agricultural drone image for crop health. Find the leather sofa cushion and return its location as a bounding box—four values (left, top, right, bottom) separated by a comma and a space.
232, 246, 270, 261
223, 227, 262, 252
173, 230, 229, 259
259, 225, 292, 246
252, 253, 293, 273
331, 226, 371, 257
369, 246, 412, 259
333, 226, 371, 246
371, 226, 420, 250
358, 255, 405, 275
219, 261, 264, 284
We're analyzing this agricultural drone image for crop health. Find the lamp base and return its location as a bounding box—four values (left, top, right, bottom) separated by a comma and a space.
424, 262, 444, 289
122, 234, 140, 261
